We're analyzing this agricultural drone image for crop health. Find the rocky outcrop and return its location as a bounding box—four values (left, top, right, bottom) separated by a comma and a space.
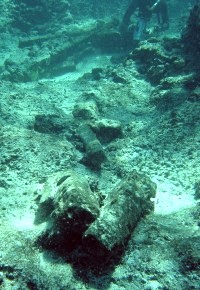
127, 37, 185, 84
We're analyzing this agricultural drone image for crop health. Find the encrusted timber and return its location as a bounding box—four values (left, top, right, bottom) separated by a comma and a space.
84, 170, 156, 250
35, 170, 100, 230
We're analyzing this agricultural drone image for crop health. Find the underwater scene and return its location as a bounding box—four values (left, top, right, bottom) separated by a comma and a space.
0, 0, 200, 289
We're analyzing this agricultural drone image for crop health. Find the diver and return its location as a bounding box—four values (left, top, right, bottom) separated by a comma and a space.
121, 0, 169, 41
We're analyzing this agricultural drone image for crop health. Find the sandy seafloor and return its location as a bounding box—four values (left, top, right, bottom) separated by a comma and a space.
0, 51, 199, 289
0, 2, 200, 290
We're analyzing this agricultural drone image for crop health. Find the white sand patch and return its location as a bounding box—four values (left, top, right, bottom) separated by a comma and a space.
153, 177, 195, 214
52, 54, 112, 81
12, 212, 35, 230
76, 54, 111, 72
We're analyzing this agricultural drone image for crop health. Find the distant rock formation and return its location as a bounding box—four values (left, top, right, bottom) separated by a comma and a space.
182, 3, 200, 70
